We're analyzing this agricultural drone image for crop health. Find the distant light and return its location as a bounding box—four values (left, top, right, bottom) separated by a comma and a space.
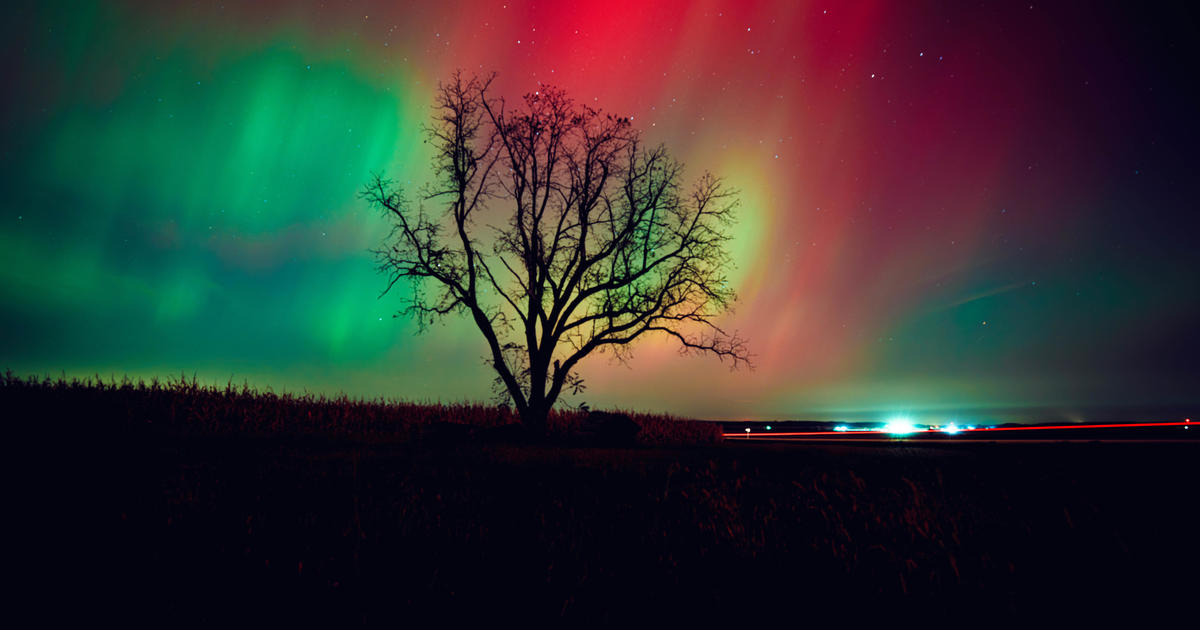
942, 423, 961, 435
765, 425, 772, 431
883, 418, 917, 435
717, 420, 1193, 439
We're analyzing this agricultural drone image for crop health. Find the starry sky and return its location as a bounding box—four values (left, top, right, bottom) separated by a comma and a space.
3, 1, 1198, 422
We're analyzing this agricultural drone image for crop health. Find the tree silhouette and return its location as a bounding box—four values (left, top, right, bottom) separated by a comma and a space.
362, 71, 751, 434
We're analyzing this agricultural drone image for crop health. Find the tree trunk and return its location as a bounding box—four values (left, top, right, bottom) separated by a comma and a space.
523, 351, 552, 436
521, 403, 549, 437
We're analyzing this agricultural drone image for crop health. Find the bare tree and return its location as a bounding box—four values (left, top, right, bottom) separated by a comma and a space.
362, 71, 750, 434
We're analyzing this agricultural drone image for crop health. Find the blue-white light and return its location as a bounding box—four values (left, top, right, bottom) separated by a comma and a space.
942, 423, 961, 435
883, 418, 918, 435
834, 425, 849, 432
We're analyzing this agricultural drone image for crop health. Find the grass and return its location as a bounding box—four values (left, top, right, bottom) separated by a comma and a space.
7, 373, 1195, 623
2, 372, 722, 444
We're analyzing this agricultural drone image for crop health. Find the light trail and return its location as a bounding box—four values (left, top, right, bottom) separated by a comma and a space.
722, 420, 1194, 439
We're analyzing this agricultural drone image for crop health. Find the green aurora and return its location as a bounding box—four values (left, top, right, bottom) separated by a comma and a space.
3, 1, 1198, 422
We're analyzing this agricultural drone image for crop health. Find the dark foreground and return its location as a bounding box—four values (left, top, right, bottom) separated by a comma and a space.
10, 376, 1191, 623
78, 433, 1193, 624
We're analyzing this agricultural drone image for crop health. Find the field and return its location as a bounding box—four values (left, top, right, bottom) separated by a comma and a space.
9, 375, 1195, 623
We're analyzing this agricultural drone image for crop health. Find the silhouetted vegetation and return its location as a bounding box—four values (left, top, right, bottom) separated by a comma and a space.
1, 371, 721, 445
364, 71, 750, 434
9, 373, 1193, 623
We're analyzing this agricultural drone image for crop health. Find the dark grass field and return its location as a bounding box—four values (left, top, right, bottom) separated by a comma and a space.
10, 375, 1196, 623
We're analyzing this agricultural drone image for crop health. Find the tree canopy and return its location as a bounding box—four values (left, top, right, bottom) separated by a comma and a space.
362, 71, 750, 432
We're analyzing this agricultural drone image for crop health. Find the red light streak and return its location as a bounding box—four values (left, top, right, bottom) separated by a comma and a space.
721, 421, 1193, 438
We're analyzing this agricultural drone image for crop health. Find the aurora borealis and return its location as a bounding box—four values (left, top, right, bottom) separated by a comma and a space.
3, 1, 1197, 421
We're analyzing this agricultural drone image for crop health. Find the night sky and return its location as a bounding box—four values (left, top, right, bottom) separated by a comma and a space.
3, 1, 1198, 422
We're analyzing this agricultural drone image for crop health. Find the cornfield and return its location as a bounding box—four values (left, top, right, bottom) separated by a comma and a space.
1, 371, 723, 444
